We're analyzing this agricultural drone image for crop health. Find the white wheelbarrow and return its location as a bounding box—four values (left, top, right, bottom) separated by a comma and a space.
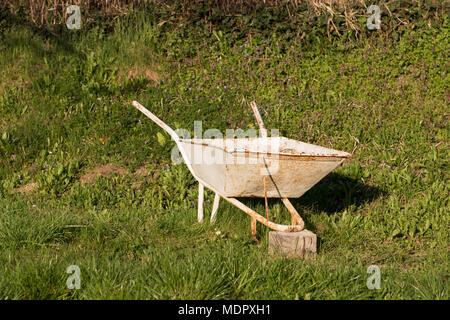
133, 100, 351, 236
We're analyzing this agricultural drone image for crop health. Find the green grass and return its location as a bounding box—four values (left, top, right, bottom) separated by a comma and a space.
0, 10, 448, 299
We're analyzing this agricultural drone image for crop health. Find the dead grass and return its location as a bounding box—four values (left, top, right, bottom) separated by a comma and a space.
2, 0, 442, 42
121, 67, 160, 83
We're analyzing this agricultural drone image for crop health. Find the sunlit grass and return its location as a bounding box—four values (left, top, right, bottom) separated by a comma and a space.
0, 9, 448, 299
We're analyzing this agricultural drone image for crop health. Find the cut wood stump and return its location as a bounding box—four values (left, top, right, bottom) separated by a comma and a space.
268, 230, 317, 258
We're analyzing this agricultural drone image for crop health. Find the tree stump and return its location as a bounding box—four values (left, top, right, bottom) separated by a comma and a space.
268, 230, 317, 258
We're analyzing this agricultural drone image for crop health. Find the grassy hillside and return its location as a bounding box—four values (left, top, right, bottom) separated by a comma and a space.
0, 5, 448, 299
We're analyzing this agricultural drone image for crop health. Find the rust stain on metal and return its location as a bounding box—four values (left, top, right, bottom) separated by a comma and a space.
282, 198, 304, 228
263, 175, 269, 222
180, 138, 351, 159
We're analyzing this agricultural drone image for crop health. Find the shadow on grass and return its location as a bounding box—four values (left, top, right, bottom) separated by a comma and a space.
292, 172, 385, 216
0, 9, 86, 60
236, 173, 384, 251
240, 172, 384, 220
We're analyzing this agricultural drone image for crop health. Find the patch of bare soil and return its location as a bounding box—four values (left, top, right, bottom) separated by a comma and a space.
80, 163, 128, 183
79, 163, 157, 187
134, 166, 151, 177
131, 181, 143, 190
15, 182, 37, 194
131, 165, 158, 189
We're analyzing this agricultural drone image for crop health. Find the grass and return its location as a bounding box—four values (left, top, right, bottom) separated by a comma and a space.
0, 8, 448, 299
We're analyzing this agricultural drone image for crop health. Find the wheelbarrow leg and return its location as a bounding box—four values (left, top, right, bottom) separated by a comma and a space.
198, 183, 204, 222
281, 198, 304, 228
210, 193, 220, 222
251, 217, 257, 236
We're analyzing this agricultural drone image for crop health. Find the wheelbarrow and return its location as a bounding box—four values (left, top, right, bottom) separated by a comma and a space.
132, 100, 351, 236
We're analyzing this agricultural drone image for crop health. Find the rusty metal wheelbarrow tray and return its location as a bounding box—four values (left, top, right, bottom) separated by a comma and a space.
132, 100, 351, 235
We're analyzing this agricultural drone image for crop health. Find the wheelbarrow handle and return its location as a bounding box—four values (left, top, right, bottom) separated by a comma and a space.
133, 100, 199, 179
250, 101, 268, 138
132, 101, 180, 142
